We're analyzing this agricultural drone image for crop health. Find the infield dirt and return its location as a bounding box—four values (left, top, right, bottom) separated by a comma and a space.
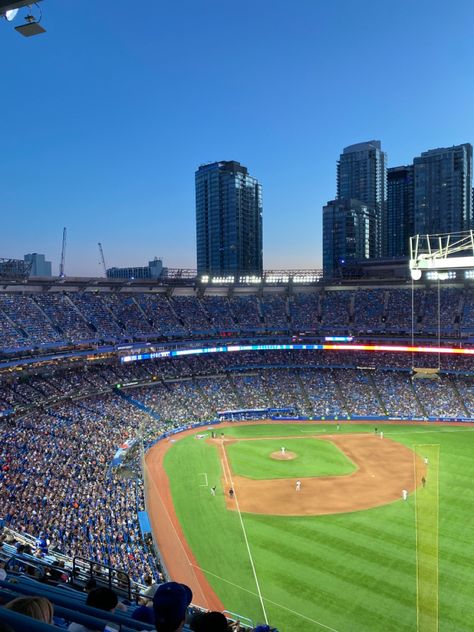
218, 433, 426, 515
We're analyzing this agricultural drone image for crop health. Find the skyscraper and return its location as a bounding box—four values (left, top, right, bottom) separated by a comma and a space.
337, 141, 387, 255
413, 144, 473, 236
24, 253, 52, 277
386, 165, 414, 257
195, 161, 263, 276
322, 199, 378, 279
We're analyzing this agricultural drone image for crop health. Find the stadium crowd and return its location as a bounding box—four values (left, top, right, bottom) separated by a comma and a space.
0, 353, 472, 594
0, 286, 473, 628
1, 349, 474, 418
0, 286, 473, 350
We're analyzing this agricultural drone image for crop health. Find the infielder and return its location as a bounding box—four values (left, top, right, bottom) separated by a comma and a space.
296, 480, 301, 492
402, 489, 408, 501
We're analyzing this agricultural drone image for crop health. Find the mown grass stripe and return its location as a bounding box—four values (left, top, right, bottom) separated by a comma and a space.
414, 444, 439, 632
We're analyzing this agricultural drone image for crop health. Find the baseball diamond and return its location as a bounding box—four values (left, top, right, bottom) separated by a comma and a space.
144, 420, 473, 632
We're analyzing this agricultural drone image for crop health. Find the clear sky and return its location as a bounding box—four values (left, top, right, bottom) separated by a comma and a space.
1, 0, 474, 276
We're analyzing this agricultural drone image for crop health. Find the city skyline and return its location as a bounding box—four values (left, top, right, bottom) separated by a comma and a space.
2, 1, 474, 276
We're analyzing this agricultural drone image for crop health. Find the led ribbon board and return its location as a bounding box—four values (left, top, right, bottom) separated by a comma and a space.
120, 343, 474, 364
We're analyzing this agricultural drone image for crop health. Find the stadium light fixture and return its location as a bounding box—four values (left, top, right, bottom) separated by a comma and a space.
426, 271, 456, 281
1, 1, 46, 36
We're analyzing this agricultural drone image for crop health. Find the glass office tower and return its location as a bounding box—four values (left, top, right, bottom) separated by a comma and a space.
323, 199, 378, 279
413, 144, 473, 235
337, 140, 387, 256
195, 161, 263, 276
386, 165, 414, 257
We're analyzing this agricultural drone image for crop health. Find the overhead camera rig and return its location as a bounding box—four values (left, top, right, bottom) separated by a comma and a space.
1, 0, 45, 36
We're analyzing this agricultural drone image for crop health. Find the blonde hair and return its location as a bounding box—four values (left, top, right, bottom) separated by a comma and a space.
5, 596, 54, 623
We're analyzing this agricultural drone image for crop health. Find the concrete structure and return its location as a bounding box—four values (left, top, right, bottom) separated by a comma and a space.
195, 161, 263, 276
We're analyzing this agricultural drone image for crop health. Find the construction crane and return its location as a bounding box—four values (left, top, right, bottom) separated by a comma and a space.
98, 242, 107, 277
59, 227, 67, 278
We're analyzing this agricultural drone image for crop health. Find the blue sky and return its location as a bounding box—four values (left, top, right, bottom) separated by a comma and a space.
1, 0, 474, 276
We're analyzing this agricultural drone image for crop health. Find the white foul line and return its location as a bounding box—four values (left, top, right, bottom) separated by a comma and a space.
413, 444, 440, 632
413, 448, 420, 631
221, 459, 229, 484
220, 440, 269, 624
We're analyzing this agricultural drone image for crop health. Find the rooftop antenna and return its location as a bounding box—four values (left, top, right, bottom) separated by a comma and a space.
98, 242, 107, 277
59, 227, 67, 278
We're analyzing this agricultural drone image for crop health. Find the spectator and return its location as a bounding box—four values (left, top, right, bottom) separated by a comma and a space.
4, 596, 54, 624
190, 611, 230, 631
141, 573, 160, 602
132, 604, 155, 625
152, 582, 193, 632
86, 587, 119, 612
68, 588, 119, 632
84, 578, 98, 593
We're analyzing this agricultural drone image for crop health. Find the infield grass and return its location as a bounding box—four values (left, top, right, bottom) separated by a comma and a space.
162, 423, 474, 632
225, 437, 355, 479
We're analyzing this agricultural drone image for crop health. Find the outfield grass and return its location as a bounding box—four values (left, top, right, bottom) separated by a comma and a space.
225, 437, 355, 479
163, 423, 474, 631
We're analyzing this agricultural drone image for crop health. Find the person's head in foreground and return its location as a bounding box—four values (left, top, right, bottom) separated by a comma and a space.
191, 610, 230, 631
5, 596, 54, 623
152, 581, 193, 632
86, 587, 119, 612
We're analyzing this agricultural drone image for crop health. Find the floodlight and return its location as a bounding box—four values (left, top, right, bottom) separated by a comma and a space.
5, 8, 18, 20
410, 268, 422, 281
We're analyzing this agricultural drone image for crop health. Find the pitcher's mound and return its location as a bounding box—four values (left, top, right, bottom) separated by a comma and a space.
271, 451, 297, 460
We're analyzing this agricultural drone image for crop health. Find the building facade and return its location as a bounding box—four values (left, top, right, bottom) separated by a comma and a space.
337, 141, 387, 256
323, 199, 378, 279
24, 253, 52, 277
195, 161, 263, 276
386, 165, 414, 257
106, 258, 164, 279
413, 144, 473, 236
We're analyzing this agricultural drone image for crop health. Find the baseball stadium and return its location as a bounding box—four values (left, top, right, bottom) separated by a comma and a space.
0, 266, 473, 632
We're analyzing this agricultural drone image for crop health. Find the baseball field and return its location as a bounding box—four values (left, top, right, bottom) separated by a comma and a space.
144, 422, 474, 631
